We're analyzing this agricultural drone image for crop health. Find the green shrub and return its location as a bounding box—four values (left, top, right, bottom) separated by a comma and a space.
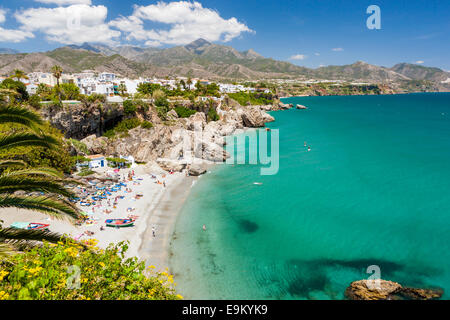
123, 100, 137, 115
103, 118, 142, 138
174, 106, 196, 118
0, 240, 180, 300
207, 107, 220, 122
28, 94, 41, 109
141, 121, 153, 129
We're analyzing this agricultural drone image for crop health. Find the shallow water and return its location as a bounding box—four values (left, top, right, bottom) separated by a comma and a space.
170, 93, 450, 299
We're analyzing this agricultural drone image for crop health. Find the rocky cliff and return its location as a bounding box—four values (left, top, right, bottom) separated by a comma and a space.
72, 99, 280, 174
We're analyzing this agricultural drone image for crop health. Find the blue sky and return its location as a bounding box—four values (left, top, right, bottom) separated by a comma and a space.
0, 0, 449, 70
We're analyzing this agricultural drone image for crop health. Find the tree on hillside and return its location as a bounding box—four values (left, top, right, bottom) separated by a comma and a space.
9, 69, 29, 82
117, 83, 127, 96
51, 65, 63, 103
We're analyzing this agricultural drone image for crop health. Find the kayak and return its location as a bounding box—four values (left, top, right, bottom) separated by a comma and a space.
105, 218, 135, 228
11, 222, 50, 230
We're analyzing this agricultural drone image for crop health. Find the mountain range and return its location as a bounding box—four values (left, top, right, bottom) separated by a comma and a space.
0, 39, 449, 84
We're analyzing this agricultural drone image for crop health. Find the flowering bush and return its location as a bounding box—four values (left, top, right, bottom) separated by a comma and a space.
0, 240, 182, 300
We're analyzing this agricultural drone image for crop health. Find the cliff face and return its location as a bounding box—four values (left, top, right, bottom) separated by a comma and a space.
75, 99, 280, 173
41, 103, 125, 140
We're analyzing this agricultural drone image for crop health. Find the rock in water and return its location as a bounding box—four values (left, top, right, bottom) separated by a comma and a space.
345, 279, 443, 300
188, 162, 209, 176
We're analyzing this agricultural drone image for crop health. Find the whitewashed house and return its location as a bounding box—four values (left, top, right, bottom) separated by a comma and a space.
87, 155, 106, 168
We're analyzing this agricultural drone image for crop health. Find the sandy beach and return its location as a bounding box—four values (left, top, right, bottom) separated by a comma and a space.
0, 164, 195, 271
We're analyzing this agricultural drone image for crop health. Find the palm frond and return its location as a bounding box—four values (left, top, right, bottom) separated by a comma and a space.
0, 105, 43, 129
0, 228, 75, 257
0, 195, 81, 220
0, 227, 65, 244
0, 243, 15, 259
4, 166, 65, 179
0, 180, 75, 199
0, 160, 26, 168
0, 132, 60, 151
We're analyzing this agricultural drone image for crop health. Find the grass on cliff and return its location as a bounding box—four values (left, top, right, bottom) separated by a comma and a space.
103, 118, 153, 139
228, 92, 273, 106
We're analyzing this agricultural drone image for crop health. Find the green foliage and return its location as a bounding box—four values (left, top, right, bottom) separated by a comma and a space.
103, 118, 142, 139
0, 79, 29, 102
68, 139, 88, 155
0, 122, 74, 174
137, 83, 162, 96
0, 240, 180, 300
28, 95, 41, 109
228, 92, 273, 106
77, 168, 95, 177
174, 106, 196, 118
106, 157, 129, 168
207, 106, 220, 122
123, 100, 137, 115
85, 93, 106, 104
141, 121, 153, 129
72, 155, 89, 164
59, 83, 80, 100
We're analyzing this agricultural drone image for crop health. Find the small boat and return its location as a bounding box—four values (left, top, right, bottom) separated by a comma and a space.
253, 182, 263, 185
105, 218, 135, 228
10, 222, 50, 231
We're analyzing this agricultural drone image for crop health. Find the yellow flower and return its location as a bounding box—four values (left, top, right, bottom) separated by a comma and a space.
64, 247, 78, 258
176, 294, 183, 300
98, 262, 105, 268
0, 291, 9, 300
0, 270, 9, 281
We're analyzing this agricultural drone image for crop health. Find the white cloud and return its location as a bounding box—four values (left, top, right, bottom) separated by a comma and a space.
415, 60, 424, 64
289, 54, 307, 60
34, 0, 92, 5
0, 9, 34, 43
110, 1, 253, 46
332, 47, 344, 52
15, 4, 120, 45
314, 52, 320, 56
0, 9, 5, 24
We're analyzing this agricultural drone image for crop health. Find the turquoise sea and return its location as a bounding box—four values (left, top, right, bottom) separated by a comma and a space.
170, 93, 450, 299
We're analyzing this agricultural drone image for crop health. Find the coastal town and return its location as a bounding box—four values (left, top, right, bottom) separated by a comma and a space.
0, 70, 271, 102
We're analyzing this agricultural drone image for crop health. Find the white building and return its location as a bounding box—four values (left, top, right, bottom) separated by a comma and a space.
98, 72, 116, 82
25, 83, 38, 95
87, 155, 106, 168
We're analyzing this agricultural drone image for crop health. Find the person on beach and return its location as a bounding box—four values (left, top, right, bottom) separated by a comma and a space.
163, 181, 166, 188
152, 227, 156, 237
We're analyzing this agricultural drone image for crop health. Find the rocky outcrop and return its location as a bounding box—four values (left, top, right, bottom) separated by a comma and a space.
80, 134, 108, 154
187, 162, 209, 176
240, 106, 274, 127
296, 104, 308, 109
345, 280, 443, 300
166, 109, 179, 121
41, 103, 124, 140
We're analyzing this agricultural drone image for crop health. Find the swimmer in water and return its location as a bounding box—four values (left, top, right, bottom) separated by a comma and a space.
308, 146, 311, 152
304, 141, 307, 147
202, 225, 206, 231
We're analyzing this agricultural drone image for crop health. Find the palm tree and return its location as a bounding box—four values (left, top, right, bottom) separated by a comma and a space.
51, 65, 63, 103
186, 77, 192, 91
117, 83, 127, 96
0, 104, 81, 258
9, 69, 29, 82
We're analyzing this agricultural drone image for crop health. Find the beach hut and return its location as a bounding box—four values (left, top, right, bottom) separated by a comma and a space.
87, 154, 106, 168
